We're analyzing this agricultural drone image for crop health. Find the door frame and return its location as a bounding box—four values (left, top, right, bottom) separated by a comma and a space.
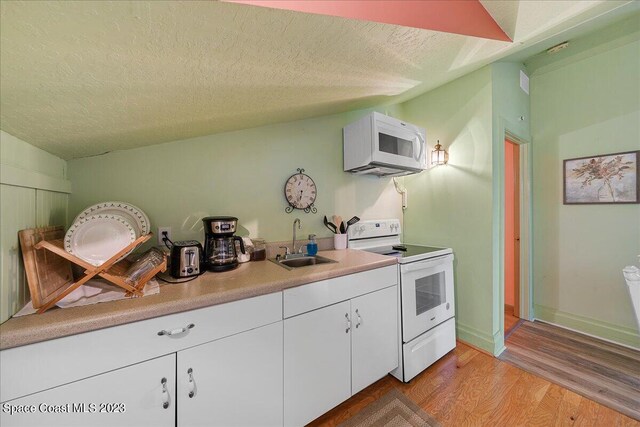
504, 138, 521, 318
505, 131, 532, 322
494, 118, 533, 357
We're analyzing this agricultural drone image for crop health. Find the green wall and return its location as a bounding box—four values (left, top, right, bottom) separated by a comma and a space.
490, 62, 532, 354
400, 61, 531, 355
400, 66, 497, 353
0, 131, 71, 323
527, 22, 640, 347
67, 107, 404, 247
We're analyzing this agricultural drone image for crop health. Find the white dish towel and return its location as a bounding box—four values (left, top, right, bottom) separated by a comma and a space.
14, 278, 160, 317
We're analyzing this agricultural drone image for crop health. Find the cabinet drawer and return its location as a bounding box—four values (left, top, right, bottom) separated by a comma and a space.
0, 292, 282, 402
283, 265, 397, 318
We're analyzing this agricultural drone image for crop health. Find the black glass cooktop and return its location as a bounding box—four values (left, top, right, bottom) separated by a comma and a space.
365, 244, 450, 259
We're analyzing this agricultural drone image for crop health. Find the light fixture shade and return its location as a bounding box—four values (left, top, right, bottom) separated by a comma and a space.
431, 141, 448, 165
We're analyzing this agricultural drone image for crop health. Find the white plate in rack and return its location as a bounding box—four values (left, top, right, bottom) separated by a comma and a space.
65, 214, 137, 266
73, 201, 150, 237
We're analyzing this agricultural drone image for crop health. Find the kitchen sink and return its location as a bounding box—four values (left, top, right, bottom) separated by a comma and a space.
270, 255, 337, 270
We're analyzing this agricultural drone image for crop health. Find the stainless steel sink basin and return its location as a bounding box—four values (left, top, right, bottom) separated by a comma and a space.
270, 255, 337, 270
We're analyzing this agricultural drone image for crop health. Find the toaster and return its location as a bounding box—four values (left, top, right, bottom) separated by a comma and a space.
170, 240, 203, 278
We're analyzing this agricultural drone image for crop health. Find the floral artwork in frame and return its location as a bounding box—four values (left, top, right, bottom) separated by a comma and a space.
563, 150, 639, 204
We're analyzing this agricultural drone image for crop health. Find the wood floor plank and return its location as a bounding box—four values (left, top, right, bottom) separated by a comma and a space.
573, 398, 600, 426
478, 371, 549, 426
528, 321, 640, 362
503, 344, 639, 409
508, 325, 640, 380
500, 321, 640, 421
554, 389, 583, 427
401, 343, 476, 404
418, 353, 489, 416
460, 361, 524, 424
527, 383, 568, 427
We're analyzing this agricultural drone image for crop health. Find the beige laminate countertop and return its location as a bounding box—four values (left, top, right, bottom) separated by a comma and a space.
0, 249, 396, 350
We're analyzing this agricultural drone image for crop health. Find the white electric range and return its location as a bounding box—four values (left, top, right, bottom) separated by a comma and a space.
348, 219, 456, 382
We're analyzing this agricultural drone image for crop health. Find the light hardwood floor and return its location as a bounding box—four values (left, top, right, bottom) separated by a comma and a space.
310, 341, 640, 426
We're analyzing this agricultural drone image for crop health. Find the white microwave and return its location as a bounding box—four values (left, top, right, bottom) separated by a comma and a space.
343, 112, 427, 177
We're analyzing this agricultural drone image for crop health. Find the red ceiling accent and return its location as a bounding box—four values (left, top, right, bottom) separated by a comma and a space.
227, 0, 511, 42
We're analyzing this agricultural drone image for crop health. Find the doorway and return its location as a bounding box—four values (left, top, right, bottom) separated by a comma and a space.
504, 138, 522, 336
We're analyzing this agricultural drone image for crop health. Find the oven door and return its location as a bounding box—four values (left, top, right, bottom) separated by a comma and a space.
400, 254, 454, 343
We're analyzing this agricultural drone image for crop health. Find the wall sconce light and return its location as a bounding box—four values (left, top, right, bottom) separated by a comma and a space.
431, 140, 448, 166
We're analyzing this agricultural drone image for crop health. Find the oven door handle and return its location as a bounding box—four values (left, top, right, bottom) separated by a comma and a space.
400, 255, 452, 272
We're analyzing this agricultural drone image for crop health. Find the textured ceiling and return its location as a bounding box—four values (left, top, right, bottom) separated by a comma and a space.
0, 0, 632, 159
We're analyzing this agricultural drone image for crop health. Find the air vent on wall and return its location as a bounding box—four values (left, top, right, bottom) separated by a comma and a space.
547, 41, 569, 54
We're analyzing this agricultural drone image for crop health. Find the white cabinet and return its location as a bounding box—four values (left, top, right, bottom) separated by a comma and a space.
0, 354, 175, 427
284, 301, 352, 427
0, 292, 283, 427
1, 292, 283, 403
351, 285, 398, 395
284, 284, 398, 426
1, 265, 398, 427
177, 322, 283, 427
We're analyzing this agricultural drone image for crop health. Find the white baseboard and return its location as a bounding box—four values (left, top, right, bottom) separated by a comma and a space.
534, 304, 640, 349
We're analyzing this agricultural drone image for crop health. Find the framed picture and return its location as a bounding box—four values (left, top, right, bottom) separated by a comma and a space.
563, 150, 639, 204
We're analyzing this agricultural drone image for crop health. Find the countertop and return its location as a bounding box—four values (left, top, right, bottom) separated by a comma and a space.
0, 249, 396, 350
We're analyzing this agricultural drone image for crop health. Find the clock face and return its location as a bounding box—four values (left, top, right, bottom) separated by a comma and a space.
285, 173, 317, 209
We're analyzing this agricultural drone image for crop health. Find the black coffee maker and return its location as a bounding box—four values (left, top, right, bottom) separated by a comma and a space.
202, 216, 246, 272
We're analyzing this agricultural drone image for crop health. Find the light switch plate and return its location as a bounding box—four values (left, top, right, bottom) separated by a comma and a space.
520, 70, 530, 95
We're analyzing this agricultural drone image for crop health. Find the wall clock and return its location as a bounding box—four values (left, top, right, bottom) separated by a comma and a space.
284, 168, 318, 214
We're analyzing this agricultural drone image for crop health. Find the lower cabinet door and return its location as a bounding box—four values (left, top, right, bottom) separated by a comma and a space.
0, 354, 176, 427
177, 321, 283, 427
284, 300, 352, 427
351, 285, 398, 394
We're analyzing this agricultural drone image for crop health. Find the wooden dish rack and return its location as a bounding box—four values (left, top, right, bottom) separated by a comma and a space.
19, 226, 167, 314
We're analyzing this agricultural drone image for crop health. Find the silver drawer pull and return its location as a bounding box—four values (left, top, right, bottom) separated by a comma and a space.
187, 368, 197, 398
345, 313, 351, 333
161, 377, 171, 409
355, 309, 362, 328
158, 323, 195, 337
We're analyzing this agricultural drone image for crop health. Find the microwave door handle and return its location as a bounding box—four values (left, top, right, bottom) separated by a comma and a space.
414, 133, 425, 162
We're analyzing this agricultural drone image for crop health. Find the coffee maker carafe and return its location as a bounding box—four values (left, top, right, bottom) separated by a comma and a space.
202, 216, 245, 272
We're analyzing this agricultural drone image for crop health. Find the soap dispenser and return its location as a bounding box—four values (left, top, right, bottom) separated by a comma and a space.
306, 234, 318, 256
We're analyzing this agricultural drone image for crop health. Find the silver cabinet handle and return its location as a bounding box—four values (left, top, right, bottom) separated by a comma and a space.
187, 368, 197, 398
345, 313, 351, 333
161, 377, 170, 409
355, 309, 362, 328
157, 323, 195, 337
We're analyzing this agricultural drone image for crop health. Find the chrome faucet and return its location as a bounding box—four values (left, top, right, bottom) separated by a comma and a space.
292, 218, 301, 255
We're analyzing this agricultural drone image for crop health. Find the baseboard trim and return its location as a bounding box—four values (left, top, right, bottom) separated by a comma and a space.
534, 304, 640, 349
456, 339, 495, 357
456, 323, 496, 355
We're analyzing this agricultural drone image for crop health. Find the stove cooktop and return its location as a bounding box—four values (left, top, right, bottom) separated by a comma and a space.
362, 244, 452, 262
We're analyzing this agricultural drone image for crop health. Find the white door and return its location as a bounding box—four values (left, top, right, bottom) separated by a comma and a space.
0, 354, 175, 427
177, 321, 283, 427
351, 286, 398, 394
284, 301, 351, 427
